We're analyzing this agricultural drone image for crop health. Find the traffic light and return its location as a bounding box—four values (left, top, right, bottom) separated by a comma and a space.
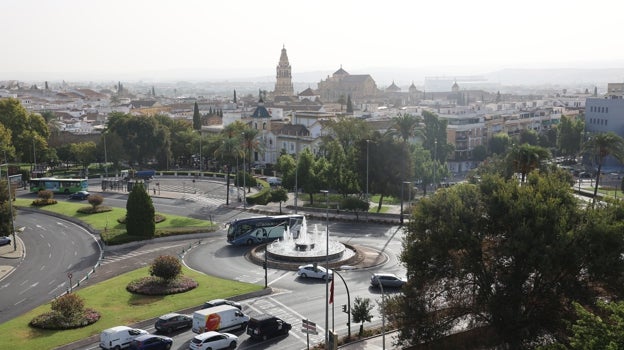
342, 304, 347, 313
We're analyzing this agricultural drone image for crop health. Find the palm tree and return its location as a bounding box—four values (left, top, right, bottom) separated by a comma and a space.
582, 132, 624, 204
507, 143, 551, 182
385, 113, 422, 143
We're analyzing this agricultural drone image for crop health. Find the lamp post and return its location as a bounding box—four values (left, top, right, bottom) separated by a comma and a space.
366, 139, 370, 203
242, 132, 246, 209
332, 269, 351, 339
433, 139, 438, 191
320, 189, 330, 349
103, 132, 108, 178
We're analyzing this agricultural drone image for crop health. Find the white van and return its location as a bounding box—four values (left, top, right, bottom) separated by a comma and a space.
192, 305, 250, 333
99, 325, 148, 349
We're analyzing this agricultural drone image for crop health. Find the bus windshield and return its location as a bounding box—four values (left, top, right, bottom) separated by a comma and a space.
226, 215, 303, 246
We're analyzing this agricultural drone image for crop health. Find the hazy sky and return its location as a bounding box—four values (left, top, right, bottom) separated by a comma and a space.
2, 0, 623, 81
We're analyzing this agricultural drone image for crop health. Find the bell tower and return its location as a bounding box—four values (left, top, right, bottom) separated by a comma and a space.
274, 45, 294, 96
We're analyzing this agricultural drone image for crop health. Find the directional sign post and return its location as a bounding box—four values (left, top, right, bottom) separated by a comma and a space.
302, 319, 317, 350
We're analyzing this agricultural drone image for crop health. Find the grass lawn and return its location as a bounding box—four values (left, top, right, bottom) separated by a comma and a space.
13, 198, 216, 244
0, 266, 263, 350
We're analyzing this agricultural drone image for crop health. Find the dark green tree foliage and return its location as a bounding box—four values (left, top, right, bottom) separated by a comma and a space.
519, 129, 539, 145
0, 98, 49, 162
0, 180, 15, 236
325, 139, 359, 196
368, 134, 409, 211
352, 296, 374, 336
346, 94, 353, 113
422, 110, 452, 163
149, 255, 181, 281
126, 183, 155, 237
269, 187, 288, 214
557, 115, 584, 158
193, 102, 201, 130
489, 132, 510, 155
233, 89, 237, 104
506, 143, 551, 182
396, 172, 624, 349
107, 113, 168, 167
340, 196, 369, 220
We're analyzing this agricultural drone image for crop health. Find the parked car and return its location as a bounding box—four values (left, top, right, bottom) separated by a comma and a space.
189, 331, 238, 350
129, 334, 173, 350
0, 236, 11, 247
155, 313, 192, 333
370, 273, 407, 288
246, 314, 291, 340
297, 264, 333, 280
69, 191, 90, 200
202, 298, 242, 310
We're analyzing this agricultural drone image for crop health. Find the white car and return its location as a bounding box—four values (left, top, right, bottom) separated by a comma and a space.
189, 331, 238, 350
297, 264, 333, 280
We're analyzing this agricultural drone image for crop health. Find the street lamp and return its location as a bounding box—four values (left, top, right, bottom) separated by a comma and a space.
242, 132, 246, 209
320, 189, 330, 349
332, 269, 351, 339
366, 140, 370, 203
400, 181, 411, 225
433, 139, 438, 191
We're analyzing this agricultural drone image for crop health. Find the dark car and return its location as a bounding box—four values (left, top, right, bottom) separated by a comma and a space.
69, 191, 90, 200
129, 334, 173, 350
246, 314, 291, 340
203, 298, 242, 310
0, 236, 11, 247
370, 273, 407, 289
155, 313, 192, 334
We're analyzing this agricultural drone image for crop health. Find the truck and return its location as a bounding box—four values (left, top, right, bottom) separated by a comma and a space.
120, 169, 156, 180
192, 305, 250, 334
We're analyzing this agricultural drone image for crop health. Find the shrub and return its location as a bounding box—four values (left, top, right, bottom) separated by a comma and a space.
51, 293, 84, 320
38, 189, 54, 200
150, 255, 181, 281
88, 193, 104, 210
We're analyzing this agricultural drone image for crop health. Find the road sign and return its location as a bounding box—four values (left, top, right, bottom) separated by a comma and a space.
301, 319, 317, 334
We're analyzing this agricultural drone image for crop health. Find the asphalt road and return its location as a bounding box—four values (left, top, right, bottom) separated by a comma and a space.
0, 211, 101, 323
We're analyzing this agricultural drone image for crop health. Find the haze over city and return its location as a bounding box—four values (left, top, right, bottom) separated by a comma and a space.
3, 0, 624, 85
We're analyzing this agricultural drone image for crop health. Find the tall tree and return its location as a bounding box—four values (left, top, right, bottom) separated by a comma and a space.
346, 94, 353, 113
557, 115, 584, 159
489, 132, 510, 155
386, 113, 421, 144
192, 102, 201, 130
233, 89, 237, 104
422, 110, 452, 163
126, 183, 155, 237
582, 132, 624, 203
0, 98, 49, 163
393, 171, 624, 349
507, 143, 551, 182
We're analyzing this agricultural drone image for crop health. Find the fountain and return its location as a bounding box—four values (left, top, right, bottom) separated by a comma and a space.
262, 216, 356, 264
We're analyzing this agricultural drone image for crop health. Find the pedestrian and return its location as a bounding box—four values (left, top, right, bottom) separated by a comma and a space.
153, 188, 156, 195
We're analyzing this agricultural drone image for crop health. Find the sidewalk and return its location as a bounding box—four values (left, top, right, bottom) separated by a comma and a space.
0, 233, 25, 281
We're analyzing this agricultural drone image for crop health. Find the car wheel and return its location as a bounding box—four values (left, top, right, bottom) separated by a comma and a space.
301, 273, 307, 278
165, 344, 171, 350
229, 341, 237, 349
262, 334, 268, 341
166, 327, 173, 334
114, 346, 121, 350
247, 239, 254, 245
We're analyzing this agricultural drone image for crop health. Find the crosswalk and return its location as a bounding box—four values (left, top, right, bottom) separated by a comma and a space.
99, 243, 189, 265
245, 296, 325, 346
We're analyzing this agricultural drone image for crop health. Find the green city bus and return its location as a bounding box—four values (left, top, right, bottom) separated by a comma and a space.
29, 177, 89, 194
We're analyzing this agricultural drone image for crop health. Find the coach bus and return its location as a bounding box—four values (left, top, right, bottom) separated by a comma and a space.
29, 177, 89, 194
226, 214, 304, 245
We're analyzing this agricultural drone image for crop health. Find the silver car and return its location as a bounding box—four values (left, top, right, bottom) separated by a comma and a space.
370, 273, 406, 288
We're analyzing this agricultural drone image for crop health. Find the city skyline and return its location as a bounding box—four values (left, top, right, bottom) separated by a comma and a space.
2, 0, 624, 83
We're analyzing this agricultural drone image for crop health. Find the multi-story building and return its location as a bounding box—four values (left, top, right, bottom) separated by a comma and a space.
317, 67, 378, 103
585, 82, 624, 170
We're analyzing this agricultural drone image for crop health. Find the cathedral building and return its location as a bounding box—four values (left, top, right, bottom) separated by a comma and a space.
317, 66, 378, 103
